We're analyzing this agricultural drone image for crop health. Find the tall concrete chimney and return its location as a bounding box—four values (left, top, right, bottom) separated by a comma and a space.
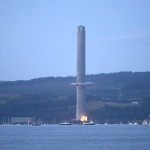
76, 25, 86, 120
72, 25, 92, 121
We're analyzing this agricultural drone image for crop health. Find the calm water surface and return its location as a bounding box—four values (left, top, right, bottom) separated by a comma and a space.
0, 124, 150, 150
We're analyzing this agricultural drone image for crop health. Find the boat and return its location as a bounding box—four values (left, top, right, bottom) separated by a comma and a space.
59, 122, 72, 125
128, 122, 133, 125
134, 121, 138, 125
104, 122, 108, 125
3, 124, 6, 127
32, 122, 41, 126
142, 119, 148, 126
82, 121, 95, 125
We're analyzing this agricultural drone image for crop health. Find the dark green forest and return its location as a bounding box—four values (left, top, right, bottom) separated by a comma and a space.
0, 72, 150, 123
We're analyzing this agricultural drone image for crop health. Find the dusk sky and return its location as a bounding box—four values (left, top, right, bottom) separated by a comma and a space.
0, 0, 150, 81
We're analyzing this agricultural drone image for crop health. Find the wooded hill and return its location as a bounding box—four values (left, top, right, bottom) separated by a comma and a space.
0, 72, 150, 123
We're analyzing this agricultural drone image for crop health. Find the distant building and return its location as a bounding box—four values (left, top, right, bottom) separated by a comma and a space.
11, 117, 35, 124
132, 101, 139, 105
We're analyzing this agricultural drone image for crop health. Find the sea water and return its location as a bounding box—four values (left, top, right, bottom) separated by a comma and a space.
0, 124, 150, 150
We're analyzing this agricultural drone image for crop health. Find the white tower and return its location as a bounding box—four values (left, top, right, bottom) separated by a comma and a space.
72, 26, 92, 121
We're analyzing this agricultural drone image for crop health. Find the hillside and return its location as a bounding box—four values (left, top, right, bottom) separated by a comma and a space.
0, 72, 150, 123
